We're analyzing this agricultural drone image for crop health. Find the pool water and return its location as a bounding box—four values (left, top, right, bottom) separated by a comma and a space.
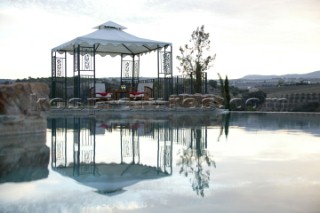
1, 112, 320, 213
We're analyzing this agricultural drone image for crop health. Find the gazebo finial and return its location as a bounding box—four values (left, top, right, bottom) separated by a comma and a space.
94, 21, 127, 30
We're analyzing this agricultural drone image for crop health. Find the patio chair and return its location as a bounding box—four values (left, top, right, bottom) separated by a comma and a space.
129, 82, 153, 100
90, 83, 113, 101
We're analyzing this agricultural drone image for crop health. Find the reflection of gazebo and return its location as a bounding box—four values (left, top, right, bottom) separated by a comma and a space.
51, 21, 173, 103
51, 117, 172, 194
53, 164, 168, 194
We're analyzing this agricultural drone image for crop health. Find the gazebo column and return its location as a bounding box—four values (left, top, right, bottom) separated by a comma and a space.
132, 55, 140, 88
75, 45, 80, 99
121, 54, 140, 90
120, 54, 123, 86
73, 45, 96, 103
51, 50, 67, 107
51, 51, 56, 98
157, 46, 160, 99
157, 45, 173, 100
132, 55, 135, 87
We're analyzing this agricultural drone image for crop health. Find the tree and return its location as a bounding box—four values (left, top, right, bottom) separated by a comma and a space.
208, 79, 217, 89
177, 25, 216, 93
242, 90, 267, 104
218, 73, 231, 110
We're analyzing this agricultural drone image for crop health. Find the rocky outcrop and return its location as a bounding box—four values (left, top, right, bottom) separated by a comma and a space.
0, 82, 49, 115
0, 83, 50, 182
0, 82, 49, 135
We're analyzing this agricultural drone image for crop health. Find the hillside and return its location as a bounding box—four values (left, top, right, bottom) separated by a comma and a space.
259, 84, 320, 97
241, 70, 320, 80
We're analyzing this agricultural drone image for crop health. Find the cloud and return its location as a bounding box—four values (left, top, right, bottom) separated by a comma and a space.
0, 0, 319, 79
2, 0, 92, 14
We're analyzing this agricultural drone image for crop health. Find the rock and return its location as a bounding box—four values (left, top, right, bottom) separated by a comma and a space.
0, 82, 49, 115
0, 83, 49, 184
0, 82, 49, 135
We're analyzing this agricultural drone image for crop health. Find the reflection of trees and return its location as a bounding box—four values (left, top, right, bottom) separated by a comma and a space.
177, 128, 215, 197
176, 115, 228, 196
218, 113, 230, 141
50, 114, 225, 196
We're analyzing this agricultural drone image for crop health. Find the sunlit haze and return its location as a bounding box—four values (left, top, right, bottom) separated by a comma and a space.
0, 0, 319, 80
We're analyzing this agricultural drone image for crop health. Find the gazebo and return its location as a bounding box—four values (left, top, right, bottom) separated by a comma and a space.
51, 21, 173, 103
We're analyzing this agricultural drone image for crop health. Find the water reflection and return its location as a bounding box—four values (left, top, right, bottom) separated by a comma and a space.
50, 117, 172, 194
2, 112, 320, 212
0, 133, 49, 183
49, 113, 225, 196
177, 128, 216, 197
218, 113, 230, 141
229, 112, 320, 136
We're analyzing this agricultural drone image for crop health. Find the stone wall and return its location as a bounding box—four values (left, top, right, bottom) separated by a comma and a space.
169, 94, 224, 108
0, 82, 49, 115
263, 93, 320, 111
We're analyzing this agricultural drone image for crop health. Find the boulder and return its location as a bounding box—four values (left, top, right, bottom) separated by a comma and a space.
0, 82, 49, 115
0, 82, 49, 135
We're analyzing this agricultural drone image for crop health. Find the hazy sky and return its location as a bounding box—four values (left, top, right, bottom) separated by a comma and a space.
0, 0, 319, 79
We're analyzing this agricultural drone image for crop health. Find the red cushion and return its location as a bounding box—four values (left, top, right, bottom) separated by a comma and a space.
96, 92, 112, 97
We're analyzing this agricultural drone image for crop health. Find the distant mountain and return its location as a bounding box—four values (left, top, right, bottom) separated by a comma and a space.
241, 70, 320, 80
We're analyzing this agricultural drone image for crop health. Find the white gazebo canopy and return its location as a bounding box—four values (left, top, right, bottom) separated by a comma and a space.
52, 21, 171, 56
51, 21, 173, 102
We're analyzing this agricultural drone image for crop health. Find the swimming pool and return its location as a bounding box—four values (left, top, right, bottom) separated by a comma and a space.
1, 112, 320, 213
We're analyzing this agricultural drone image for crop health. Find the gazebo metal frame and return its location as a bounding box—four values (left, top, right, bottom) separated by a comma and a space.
51, 21, 173, 104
